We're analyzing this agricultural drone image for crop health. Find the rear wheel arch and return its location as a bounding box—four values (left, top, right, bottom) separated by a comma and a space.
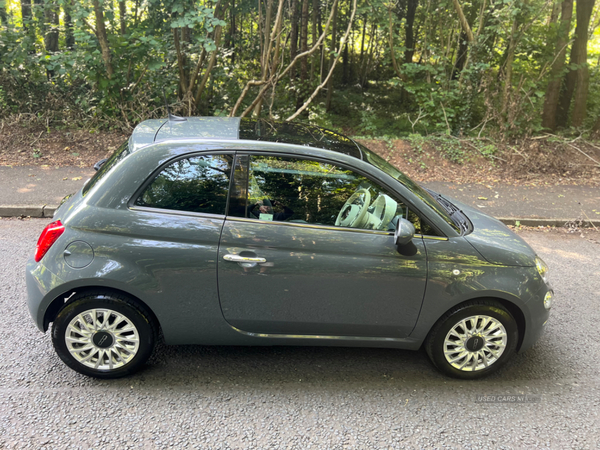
43, 286, 160, 334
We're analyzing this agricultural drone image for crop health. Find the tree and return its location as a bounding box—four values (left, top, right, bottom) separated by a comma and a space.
557, 0, 597, 127
44, 0, 60, 54
91, 0, 114, 79
403, 0, 418, 64
542, 0, 574, 130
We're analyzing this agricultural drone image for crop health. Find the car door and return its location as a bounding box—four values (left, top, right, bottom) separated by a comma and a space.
217, 153, 429, 338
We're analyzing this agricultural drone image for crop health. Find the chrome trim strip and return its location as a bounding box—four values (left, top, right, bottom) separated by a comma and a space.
418, 235, 449, 241
224, 216, 393, 236
225, 217, 449, 239
129, 206, 226, 220
230, 325, 412, 343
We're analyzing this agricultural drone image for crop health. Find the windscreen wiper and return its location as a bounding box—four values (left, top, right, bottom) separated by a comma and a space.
425, 188, 470, 233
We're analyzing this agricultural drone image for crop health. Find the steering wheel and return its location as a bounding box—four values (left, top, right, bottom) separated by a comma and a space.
249, 197, 275, 220
335, 189, 372, 228
364, 194, 398, 230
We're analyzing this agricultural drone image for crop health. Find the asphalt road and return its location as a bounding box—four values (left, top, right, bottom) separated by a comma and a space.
1, 218, 599, 449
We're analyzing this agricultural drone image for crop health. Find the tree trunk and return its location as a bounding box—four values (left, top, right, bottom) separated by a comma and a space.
0, 1, 8, 27
64, 0, 75, 49
359, 14, 366, 67
342, 44, 348, 85
310, 0, 318, 82
229, 0, 236, 64
253, 0, 274, 117
287, 0, 357, 121
570, 0, 595, 127
452, 30, 469, 78
33, 0, 44, 39
592, 115, 600, 135
289, 0, 299, 80
20, 0, 32, 32
361, 21, 376, 87
296, 0, 310, 109
451, 0, 477, 81
92, 0, 114, 79
173, 29, 187, 94
133, 0, 140, 26
388, 5, 403, 79
541, 0, 574, 130
44, 0, 59, 53
452, 0, 475, 42
557, 0, 596, 127
501, 18, 519, 118
194, 18, 225, 106
548, 0, 560, 26
404, 0, 418, 64
325, 0, 337, 111
119, 1, 126, 35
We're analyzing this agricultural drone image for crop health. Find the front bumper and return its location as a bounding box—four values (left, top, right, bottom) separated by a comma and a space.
518, 283, 552, 353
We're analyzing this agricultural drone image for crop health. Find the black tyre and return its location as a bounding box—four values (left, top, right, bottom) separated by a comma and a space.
425, 300, 518, 380
51, 291, 157, 379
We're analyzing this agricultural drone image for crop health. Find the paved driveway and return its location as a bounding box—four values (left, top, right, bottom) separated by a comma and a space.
1, 218, 599, 449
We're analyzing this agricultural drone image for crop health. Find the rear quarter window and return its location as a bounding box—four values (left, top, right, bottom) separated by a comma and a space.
134, 154, 233, 215
82, 140, 130, 196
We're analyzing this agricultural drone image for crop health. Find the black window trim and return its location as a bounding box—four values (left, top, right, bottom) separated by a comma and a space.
230, 150, 446, 238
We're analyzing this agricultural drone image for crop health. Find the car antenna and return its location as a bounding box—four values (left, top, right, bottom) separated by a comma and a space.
162, 88, 187, 122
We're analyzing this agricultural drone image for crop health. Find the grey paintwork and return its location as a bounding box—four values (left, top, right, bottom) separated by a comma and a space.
26, 118, 552, 354
218, 219, 426, 338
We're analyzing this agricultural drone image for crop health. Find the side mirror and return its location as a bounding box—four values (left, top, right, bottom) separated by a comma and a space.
394, 217, 415, 246
393, 217, 418, 256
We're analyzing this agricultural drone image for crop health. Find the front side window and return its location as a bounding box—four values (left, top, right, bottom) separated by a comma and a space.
232, 155, 435, 234
135, 154, 233, 215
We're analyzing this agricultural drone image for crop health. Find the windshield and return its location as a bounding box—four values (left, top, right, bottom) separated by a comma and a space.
82, 140, 130, 196
357, 143, 461, 234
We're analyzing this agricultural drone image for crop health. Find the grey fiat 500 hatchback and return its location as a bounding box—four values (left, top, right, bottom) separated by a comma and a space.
26, 117, 553, 379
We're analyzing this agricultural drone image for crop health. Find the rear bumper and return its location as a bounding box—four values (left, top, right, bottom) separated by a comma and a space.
26, 258, 65, 332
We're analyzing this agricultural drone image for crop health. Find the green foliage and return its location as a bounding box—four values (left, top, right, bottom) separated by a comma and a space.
0, 0, 598, 140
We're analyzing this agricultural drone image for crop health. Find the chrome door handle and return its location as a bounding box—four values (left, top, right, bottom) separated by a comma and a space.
223, 254, 267, 263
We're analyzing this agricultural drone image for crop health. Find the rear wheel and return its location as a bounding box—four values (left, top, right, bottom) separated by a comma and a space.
52, 292, 157, 378
425, 300, 518, 379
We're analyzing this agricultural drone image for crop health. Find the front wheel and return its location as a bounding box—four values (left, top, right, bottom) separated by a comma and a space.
52, 292, 157, 378
425, 300, 518, 379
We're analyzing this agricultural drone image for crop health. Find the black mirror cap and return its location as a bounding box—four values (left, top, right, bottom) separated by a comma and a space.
394, 218, 415, 246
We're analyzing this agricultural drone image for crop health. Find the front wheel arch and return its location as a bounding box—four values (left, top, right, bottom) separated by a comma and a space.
424, 298, 521, 379
422, 296, 526, 352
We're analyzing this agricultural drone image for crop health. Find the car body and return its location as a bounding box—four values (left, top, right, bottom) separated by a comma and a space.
26, 117, 553, 379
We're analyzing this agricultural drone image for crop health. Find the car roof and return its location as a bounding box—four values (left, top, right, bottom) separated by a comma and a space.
129, 117, 363, 159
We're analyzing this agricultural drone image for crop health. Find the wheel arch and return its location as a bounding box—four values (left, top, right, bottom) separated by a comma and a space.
43, 285, 161, 334
425, 296, 526, 352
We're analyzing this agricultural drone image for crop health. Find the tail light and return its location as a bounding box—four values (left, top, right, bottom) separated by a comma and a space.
35, 220, 65, 262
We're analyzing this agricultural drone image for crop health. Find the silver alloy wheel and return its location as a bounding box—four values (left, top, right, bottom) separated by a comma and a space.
64, 308, 140, 371
443, 315, 508, 371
